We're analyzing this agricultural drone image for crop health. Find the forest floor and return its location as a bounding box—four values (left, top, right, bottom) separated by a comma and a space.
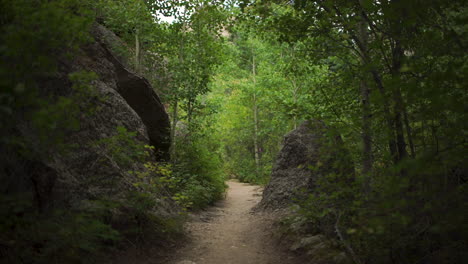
166, 180, 303, 264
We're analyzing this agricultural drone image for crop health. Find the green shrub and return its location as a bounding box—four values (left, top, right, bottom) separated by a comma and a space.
172, 136, 226, 210
292, 149, 468, 264
91, 126, 184, 241
92, 126, 148, 167
1, 0, 94, 143
0, 195, 120, 264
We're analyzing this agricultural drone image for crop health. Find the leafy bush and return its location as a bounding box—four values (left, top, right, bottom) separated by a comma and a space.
0, 1, 184, 263
292, 148, 468, 264
1, 0, 94, 141
172, 136, 226, 210
0, 194, 120, 264
93, 126, 148, 167
0, 123, 183, 263
91, 126, 184, 241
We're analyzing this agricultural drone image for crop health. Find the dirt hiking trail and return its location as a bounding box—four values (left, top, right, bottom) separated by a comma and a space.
168, 180, 302, 264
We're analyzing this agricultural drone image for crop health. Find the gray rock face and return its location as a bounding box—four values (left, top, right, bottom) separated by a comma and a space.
257, 120, 353, 264
91, 24, 170, 159
1, 24, 173, 215
259, 120, 353, 210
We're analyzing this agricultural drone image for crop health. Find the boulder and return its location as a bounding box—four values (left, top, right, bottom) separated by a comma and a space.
258, 120, 353, 209
257, 120, 353, 264
91, 24, 170, 159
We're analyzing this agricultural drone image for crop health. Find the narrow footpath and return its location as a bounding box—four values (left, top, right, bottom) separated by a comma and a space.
169, 180, 301, 264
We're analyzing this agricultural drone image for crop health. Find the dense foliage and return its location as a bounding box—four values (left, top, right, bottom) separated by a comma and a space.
223, 0, 467, 263
97, 0, 228, 210
0, 0, 466, 263
0, 0, 226, 262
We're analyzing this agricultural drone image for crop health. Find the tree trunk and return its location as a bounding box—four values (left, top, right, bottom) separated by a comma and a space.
187, 98, 193, 125
292, 78, 298, 130
369, 69, 398, 164
170, 23, 186, 163
319, 0, 399, 164
403, 108, 415, 157
360, 79, 372, 175
358, 15, 373, 177
387, 0, 409, 165
170, 100, 178, 163
391, 40, 408, 162
352, 27, 398, 164
135, 28, 140, 74
252, 54, 261, 175
253, 93, 260, 172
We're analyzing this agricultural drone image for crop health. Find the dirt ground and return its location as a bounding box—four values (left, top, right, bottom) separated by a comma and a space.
166, 180, 303, 264
110, 180, 304, 264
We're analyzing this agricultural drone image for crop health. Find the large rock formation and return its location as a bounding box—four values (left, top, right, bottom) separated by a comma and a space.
257, 120, 354, 264
258, 120, 353, 210
91, 24, 170, 159
1, 24, 172, 214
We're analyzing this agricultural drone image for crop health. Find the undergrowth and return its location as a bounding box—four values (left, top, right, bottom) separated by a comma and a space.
286, 136, 468, 264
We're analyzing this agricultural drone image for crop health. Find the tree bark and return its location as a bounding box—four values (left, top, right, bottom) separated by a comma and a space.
390, 33, 408, 162
135, 28, 140, 74
403, 107, 415, 157
170, 23, 186, 163
292, 78, 298, 130
360, 78, 372, 175
252, 54, 261, 175
170, 100, 178, 163
358, 15, 373, 178
253, 93, 260, 172
330, 1, 398, 165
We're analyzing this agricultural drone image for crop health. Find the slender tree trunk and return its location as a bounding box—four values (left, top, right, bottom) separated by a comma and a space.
292, 78, 298, 130
431, 119, 439, 153
369, 69, 398, 163
252, 54, 261, 175
353, 27, 398, 164
170, 100, 178, 163
187, 99, 193, 125
358, 16, 373, 177
420, 118, 426, 148
403, 108, 415, 157
360, 78, 372, 175
394, 93, 408, 160
170, 22, 186, 163
385, 0, 409, 165
319, 1, 398, 164
253, 93, 260, 171
135, 28, 140, 74
391, 41, 408, 162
